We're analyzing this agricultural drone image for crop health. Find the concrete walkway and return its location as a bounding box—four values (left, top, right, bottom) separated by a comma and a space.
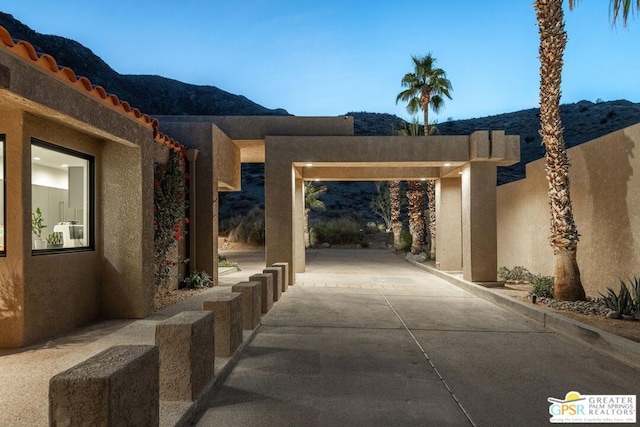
194, 249, 640, 426
1, 248, 638, 426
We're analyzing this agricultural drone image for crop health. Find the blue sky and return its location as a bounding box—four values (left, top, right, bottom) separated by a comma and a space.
2, 1, 639, 121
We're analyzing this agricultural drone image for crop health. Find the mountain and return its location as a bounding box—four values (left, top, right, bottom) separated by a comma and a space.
2, 12, 639, 224
0, 12, 289, 116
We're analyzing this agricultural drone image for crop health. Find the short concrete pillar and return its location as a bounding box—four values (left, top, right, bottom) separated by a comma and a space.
49, 345, 158, 427
155, 311, 214, 401
202, 293, 243, 357
263, 267, 282, 302
272, 262, 290, 292
232, 281, 262, 330
250, 273, 273, 313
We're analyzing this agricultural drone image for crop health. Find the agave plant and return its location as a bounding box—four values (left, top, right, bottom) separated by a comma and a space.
600, 282, 632, 315
626, 276, 640, 313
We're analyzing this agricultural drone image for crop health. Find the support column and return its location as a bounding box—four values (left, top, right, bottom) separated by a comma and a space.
265, 142, 296, 284
294, 177, 305, 273
461, 162, 498, 282
436, 178, 462, 271
185, 149, 198, 272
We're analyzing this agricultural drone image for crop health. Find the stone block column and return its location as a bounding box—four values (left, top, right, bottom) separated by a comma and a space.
263, 267, 282, 302
250, 273, 273, 313
232, 281, 262, 330
202, 293, 243, 357
49, 345, 159, 426
155, 311, 214, 401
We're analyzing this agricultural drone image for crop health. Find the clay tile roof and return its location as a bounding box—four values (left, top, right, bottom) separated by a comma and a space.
0, 25, 185, 150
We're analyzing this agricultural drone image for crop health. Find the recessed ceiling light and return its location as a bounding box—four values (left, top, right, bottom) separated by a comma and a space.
61, 164, 69, 168
444, 163, 452, 167
305, 163, 313, 167
420, 178, 426, 181
33, 157, 40, 160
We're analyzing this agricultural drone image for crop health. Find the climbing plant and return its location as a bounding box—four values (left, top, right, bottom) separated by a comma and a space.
154, 148, 189, 291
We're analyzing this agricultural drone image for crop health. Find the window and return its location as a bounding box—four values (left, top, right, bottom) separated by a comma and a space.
31, 140, 93, 252
0, 136, 4, 254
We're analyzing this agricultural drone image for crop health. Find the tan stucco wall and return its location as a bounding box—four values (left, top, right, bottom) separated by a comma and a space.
1, 47, 157, 346
100, 134, 154, 319
213, 125, 240, 191
497, 122, 640, 296
21, 113, 103, 343
0, 110, 25, 347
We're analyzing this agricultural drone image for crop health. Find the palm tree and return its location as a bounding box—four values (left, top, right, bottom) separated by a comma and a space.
304, 182, 327, 248
396, 53, 452, 259
534, 0, 637, 301
389, 180, 403, 249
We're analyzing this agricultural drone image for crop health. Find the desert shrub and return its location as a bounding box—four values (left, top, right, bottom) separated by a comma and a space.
219, 216, 243, 235
531, 276, 554, 298
181, 270, 213, 289
228, 207, 265, 246
498, 266, 537, 283
398, 230, 412, 251
312, 217, 363, 246
601, 277, 640, 315
217, 255, 239, 269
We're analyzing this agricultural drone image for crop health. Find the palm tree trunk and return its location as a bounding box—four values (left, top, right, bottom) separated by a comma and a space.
389, 180, 402, 249
304, 207, 311, 248
407, 181, 426, 254
535, 0, 585, 301
427, 181, 436, 259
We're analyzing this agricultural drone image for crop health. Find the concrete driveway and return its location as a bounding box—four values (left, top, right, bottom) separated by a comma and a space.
193, 249, 640, 426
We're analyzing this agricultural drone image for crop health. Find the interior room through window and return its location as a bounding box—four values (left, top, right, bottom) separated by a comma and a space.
31, 141, 92, 251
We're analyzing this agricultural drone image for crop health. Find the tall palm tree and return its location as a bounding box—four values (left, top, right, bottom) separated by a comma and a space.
389, 180, 403, 249
534, 0, 637, 301
390, 119, 421, 250
396, 53, 452, 259
304, 182, 327, 248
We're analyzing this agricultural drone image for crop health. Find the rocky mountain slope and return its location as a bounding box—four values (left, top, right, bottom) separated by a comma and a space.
0, 12, 289, 116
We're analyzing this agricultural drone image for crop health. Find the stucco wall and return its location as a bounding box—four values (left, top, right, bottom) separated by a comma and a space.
497, 123, 640, 296
21, 113, 102, 344
0, 110, 25, 347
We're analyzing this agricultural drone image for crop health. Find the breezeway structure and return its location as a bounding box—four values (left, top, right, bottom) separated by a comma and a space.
159, 116, 520, 286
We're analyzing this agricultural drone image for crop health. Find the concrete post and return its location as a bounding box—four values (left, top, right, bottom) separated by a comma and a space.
294, 177, 305, 273
436, 178, 462, 271
49, 345, 159, 426
461, 162, 498, 282
185, 149, 199, 272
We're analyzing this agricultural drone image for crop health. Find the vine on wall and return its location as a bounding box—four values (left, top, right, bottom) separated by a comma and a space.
154, 147, 189, 291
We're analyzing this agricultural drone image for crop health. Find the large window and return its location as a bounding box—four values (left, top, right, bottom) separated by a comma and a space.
0, 136, 4, 254
31, 140, 93, 252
